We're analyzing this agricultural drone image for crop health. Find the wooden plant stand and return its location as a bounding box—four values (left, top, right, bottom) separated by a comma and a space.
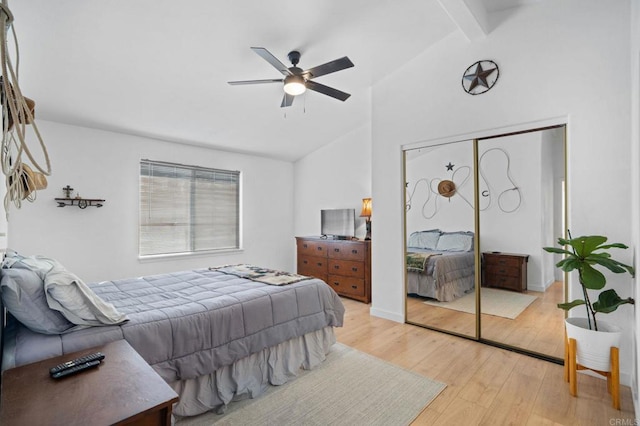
564, 332, 620, 410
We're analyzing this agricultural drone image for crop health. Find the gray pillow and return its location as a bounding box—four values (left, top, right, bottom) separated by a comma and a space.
435, 231, 474, 252
408, 230, 441, 250
0, 268, 75, 334
3, 253, 127, 327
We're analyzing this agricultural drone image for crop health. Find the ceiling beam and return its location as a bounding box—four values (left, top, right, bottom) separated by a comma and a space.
437, 0, 489, 41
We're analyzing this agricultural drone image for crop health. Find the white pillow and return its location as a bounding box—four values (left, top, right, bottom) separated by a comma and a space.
43, 260, 128, 327
435, 232, 474, 252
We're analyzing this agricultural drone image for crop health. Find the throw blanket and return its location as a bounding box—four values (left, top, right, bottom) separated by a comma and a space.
406, 252, 441, 273
211, 264, 312, 286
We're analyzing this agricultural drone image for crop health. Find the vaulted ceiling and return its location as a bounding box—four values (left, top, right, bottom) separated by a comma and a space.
9, 0, 539, 161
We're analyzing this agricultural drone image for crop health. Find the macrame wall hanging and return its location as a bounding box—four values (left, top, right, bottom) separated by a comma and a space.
405, 147, 522, 219
0, 1, 51, 216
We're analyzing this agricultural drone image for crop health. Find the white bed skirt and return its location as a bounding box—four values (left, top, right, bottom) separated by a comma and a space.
170, 326, 337, 418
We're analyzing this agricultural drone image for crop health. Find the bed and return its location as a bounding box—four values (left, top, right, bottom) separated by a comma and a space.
406, 230, 475, 302
0, 253, 345, 418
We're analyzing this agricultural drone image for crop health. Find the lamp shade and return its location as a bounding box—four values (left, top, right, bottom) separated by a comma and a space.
283, 75, 306, 95
359, 198, 372, 218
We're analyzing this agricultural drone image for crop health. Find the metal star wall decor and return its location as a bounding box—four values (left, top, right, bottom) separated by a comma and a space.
462, 60, 499, 95
446, 162, 454, 171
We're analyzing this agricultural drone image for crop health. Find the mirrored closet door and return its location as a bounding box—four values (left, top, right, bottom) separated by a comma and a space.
404, 139, 477, 338
404, 125, 566, 361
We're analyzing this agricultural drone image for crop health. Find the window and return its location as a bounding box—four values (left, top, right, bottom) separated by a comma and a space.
139, 160, 240, 256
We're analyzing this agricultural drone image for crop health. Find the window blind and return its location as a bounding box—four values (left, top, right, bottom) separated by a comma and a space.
139, 160, 240, 256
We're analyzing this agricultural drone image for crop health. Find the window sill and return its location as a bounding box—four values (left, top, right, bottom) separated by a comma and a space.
138, 248, 244, 263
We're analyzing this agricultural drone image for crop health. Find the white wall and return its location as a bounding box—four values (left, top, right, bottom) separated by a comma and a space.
293, 122, 372, 241
371, 0, 635, 381
7, 120, 295, 283
539, 129, 562, 288
479, 133, 547, 290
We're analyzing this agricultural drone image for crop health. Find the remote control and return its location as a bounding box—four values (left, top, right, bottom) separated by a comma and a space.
51, 359, 102, 379
49, 352, 105, 376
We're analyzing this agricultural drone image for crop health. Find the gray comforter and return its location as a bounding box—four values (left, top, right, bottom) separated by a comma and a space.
406, 249, 475, 301
6, 268, 345, 382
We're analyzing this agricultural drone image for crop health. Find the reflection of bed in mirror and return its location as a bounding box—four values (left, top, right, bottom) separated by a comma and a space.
406, 230, 475, 302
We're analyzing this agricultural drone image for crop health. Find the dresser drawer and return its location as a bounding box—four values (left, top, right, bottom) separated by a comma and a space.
327, 275, 365, 297
484, 254, 521, 269
327, 242, 365, 261
297, 240, 328, 257
485, 274, 522, 291
485, 264, 520, 278
328, 259, 365, 278
298, 255, 328, 280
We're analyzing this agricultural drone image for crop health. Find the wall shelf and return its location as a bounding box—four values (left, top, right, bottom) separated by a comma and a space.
55, 198, 105, 209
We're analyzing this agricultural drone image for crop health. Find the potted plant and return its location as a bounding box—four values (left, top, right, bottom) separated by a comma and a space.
544, 233, 635, 372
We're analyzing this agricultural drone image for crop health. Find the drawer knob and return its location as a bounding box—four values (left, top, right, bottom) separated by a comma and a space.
351, 267, 358, 272
303, 244, 308, 248
334, 282, 340, 286
317, 262, 323, 266
334, 248, 340, 252
334, 265, 340, 269
352, 250, 358, 254
317, 247, 322, 251
351, 285, 357, 289
303, 260, 308, 264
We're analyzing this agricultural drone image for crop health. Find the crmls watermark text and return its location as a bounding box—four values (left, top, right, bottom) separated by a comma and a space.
610, 419, 639, 425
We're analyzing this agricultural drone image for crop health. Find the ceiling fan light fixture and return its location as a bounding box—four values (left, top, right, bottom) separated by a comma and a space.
283, 75, 306, 96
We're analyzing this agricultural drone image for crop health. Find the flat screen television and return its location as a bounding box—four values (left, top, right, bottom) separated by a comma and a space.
321, 208, 356, 239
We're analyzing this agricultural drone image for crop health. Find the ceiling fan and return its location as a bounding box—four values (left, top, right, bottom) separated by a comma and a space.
228, 47, 354, 108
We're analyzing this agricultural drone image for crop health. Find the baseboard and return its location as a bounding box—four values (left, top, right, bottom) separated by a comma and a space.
527, 283, 546, 292
369, 306, 404, 323
527, 279, 554, 293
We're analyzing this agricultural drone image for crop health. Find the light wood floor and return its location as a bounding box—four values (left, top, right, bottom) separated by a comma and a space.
335, 297, 637, 425
406, 281, 565, 359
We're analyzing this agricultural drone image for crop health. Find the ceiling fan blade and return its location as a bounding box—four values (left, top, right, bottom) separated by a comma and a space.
228, 79, 283, 85
251, 47, 292, 76
304, 56, 354, 79
281, 93, 294, 108
306, 80, 351, 102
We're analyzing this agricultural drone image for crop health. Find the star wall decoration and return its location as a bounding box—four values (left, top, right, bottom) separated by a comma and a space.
446, 162, 454, 171
462, 60, 499, 95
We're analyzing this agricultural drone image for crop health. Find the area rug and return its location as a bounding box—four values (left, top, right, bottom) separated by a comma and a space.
424, 287, 537, 319
176, 343, 446, 426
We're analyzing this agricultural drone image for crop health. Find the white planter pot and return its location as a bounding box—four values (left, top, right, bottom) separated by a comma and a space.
565, 317, 622, 372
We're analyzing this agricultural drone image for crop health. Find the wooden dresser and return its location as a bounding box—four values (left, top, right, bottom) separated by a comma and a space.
296, 236, 371, 303
482, 252, 529, 292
